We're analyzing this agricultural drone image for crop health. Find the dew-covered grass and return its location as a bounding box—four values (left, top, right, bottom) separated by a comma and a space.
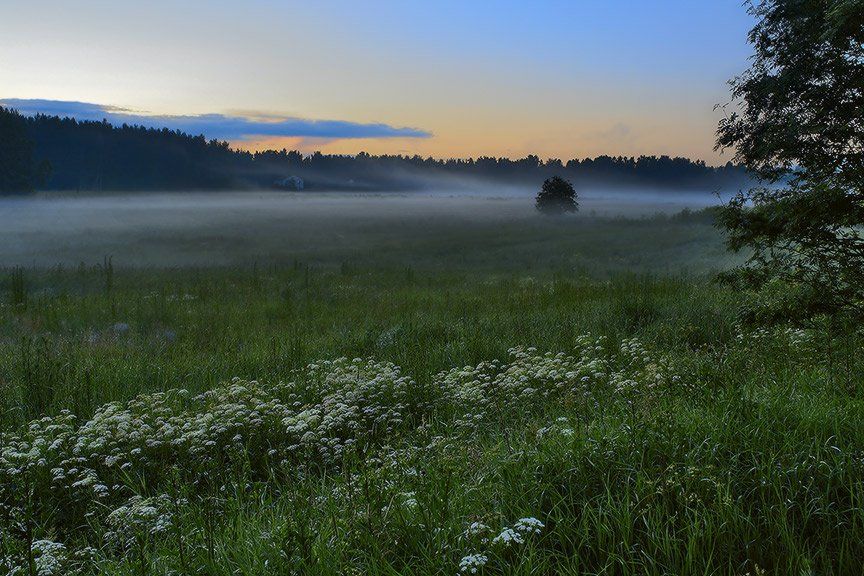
1, 212, 862, 575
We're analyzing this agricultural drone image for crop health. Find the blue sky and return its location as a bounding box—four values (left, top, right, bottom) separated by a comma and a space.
0, 0, 754, 161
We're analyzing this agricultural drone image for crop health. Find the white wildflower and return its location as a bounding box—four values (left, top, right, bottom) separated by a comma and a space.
458, 553, 488, 574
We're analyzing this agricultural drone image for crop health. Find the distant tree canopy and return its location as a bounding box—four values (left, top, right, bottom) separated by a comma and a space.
17, 112, 245, 191
536, 176, 578, 215
0, 107, 47, 194
0, 107, 752, 194
716, 0, 864, 326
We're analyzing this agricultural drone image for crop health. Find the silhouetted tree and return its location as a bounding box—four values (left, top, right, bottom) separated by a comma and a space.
536, 176, 578, 215
715, 0, 864, 326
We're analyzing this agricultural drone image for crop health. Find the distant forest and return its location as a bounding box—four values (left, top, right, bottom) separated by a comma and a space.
0, 106, 751, 194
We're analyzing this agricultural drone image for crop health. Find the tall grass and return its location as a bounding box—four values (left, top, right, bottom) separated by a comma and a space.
0, 265, 731, 427
6, 267, 27, 308
1, 216, 861, 575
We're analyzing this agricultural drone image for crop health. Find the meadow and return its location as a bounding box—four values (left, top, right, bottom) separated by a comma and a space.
1, 199, 862, 575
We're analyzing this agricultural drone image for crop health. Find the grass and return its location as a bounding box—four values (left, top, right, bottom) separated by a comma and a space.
1, 210, 862, 575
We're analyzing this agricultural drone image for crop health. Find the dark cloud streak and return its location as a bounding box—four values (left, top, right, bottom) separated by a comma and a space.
0, 99, 432, 141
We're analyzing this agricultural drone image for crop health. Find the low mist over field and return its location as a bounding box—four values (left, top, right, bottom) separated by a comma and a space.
0, 188, 723, 267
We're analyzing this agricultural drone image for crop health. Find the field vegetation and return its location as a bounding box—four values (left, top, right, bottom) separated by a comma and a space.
2, 210, 862, 575
2, 0, 862, 573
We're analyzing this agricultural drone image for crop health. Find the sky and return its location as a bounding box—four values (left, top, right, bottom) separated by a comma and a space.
0, 0, 754, 163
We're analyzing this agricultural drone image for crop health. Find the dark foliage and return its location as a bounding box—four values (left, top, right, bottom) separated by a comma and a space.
715, 0, 864, 326
0, 107, 48, 194
20, 112, 247, 191
535, 176, 578, 214
0, 108, 752, 194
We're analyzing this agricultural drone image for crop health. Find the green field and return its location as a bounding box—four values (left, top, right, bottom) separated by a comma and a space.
2, 208, 862, 575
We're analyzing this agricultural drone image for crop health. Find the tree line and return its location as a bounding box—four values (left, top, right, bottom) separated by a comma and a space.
0, 107, 751, 194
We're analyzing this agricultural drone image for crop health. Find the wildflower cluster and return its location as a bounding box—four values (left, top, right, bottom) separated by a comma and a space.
436, 335, 672, 432
1, 338, 673, 573
0, 357, 422, 569
734, 325, 818, 358
30, 540, 67, 576
459, 517, 545, 573
611, 337, 677, 404
458, 552, 488, 574
4, 539, 94, 576
536, 416, 576, 440
490, 517, 544, 549
103, 495, 174, 553
286, 357, 419, 463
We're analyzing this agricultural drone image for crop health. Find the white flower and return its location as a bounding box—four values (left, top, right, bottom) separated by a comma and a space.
31, 540, 67, 576
492, 527, 524, 546
465, 521, 490, 537
513, 517, 544, 535
458, 553, 488, 574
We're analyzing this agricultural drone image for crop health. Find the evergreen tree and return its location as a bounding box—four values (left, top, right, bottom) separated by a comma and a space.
0, 107, 43, 193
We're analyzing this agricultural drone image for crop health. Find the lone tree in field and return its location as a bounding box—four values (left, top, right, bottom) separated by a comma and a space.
715, 0, 864, 326
536, 176, 578, 215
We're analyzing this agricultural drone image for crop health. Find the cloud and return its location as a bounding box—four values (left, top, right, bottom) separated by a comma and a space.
590, 122, 632, 144
0, 98, 432, 141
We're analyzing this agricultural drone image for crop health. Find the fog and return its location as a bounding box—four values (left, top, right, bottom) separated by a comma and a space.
0, 187, 723, 267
